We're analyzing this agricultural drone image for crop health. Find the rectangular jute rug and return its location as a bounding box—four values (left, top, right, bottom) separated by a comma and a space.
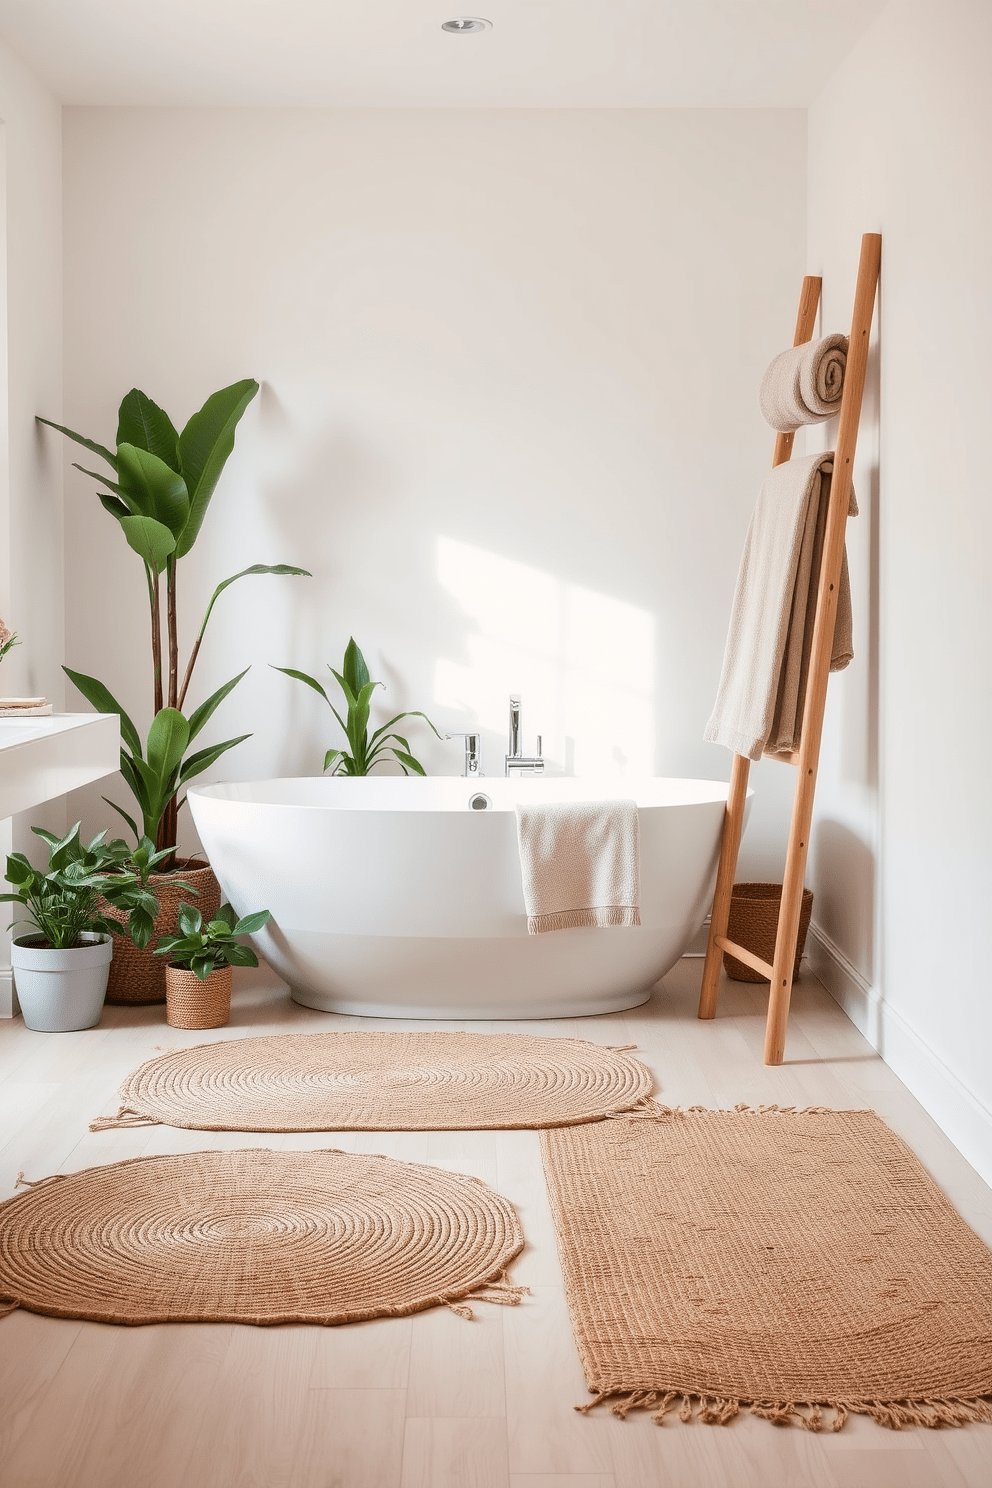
542, 1103, 992, 1431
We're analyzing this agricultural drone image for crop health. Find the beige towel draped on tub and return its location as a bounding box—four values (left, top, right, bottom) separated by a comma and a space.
704, 451, 856, 761
515, 801, 641, 935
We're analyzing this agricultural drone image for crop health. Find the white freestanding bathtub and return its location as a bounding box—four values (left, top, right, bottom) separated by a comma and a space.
187, 776, 732, 1019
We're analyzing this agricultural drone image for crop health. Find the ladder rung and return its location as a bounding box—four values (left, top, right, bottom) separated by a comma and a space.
713, 936, 774, 980
769, 749, 801, 767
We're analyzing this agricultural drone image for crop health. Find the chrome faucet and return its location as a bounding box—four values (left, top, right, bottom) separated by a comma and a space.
447, 732, 483, 777
505, 695, 544, 776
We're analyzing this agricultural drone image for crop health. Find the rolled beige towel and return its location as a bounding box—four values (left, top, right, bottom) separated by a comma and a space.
759, 333, 848, 432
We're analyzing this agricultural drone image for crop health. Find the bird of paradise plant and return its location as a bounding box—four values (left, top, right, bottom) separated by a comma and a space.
39, 382, 310, 862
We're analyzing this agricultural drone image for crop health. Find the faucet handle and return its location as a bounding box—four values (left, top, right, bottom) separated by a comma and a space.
446, 732, 484, 777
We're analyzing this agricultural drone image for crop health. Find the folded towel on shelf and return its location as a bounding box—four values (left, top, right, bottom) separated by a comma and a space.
515, 800, 641, 935
759, 333, 848, 432
704, 451, 856, 762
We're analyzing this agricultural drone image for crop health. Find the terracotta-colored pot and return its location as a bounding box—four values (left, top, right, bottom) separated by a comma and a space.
100, 859, 221, 1005
165, 963, 232, 1030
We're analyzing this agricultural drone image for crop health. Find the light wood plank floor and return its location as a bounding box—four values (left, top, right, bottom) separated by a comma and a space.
2, 958, 991, 1488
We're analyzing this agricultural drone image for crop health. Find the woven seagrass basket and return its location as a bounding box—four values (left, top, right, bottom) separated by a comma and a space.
100, 860, 220, 1006
165, 963, 232, 1030
723, 881, 814, 983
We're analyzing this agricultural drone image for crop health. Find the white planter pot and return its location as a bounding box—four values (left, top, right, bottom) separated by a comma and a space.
11, 931, 114, 1032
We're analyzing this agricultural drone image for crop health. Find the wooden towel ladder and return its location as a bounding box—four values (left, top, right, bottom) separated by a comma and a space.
697, 232, 881, 1065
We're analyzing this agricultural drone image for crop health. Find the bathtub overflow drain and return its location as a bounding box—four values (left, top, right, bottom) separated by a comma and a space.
469, 792, 492, 811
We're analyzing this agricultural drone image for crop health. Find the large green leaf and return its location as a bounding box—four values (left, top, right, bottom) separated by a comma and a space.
192, 564, 310, 653
98, 492, 132, 522
270, 665, 331, 706
72, 464, 129, 501
233, 909, 270, 935
343, 637, 371, 695
392, 749, 426, 776
145, 708, 190, 784
117, 444, 190, 536
117, 389, 180, 468
119, 514, 177, 573
175, 379, 259, 558
63, 666, 142, 758
186, 668, 249, 743
178, 733, 252, 785
102, 797, 140, 839
35, 416, 117, 472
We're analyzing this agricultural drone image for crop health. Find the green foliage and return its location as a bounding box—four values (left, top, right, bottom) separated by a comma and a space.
154, 901, 270, 980
0, 823, 179, 950
38, 383, 311, 856
64, 669, 251, 844
0, 629, 18, 666
272, 637, 442, 776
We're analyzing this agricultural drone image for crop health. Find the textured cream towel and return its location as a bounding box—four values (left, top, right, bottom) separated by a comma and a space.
515, 801, 641, 935
704, 452, 856, 761
759, 334, 848, 432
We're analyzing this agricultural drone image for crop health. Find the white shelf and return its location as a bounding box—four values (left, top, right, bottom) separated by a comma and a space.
0, 712, 120, 819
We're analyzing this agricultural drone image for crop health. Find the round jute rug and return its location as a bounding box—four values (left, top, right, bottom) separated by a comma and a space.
0, 1149, 525, 1326
90, 1031, 653, 1133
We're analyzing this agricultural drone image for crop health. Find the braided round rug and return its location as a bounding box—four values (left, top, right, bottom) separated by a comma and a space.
0, 1148, 525, 1326
90, 1031, 652, 1133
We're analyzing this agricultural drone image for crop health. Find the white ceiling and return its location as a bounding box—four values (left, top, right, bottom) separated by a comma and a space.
0, 0, 887, 109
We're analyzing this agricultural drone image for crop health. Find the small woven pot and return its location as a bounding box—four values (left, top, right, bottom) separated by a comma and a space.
723, 882, 814, 983
166, 963, 232, 1030
100, 859, 221, 1006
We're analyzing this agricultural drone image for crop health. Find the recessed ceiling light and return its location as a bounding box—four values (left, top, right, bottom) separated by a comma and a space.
441, 17, 492, 34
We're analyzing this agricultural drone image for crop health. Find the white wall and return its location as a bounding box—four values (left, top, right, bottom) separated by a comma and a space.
0, 38, 63, 702
0, 37, 64, 1014
61, 107, 805, 871
808, 0, 992, 1183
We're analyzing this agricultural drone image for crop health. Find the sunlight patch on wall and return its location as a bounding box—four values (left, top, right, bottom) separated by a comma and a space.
435, 536, 655, 776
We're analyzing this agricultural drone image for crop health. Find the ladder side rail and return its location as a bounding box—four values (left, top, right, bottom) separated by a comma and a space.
763, 232, 882, 1065
697, 274, 822, 1021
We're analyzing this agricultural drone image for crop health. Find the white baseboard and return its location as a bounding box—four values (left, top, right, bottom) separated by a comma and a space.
0, 967, 19, 1020
807, 922, 992, 1191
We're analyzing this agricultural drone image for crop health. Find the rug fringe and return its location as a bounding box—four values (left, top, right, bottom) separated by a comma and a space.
574, 1389, 992, 1431
15, 1171, 66, 1190
446, 1270, 529, 1321
89, 1107, 160, 1132
609, 1102, 873, 1121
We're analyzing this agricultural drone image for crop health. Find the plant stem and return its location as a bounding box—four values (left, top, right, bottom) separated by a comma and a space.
157, 794, 178, 869
151, 565, 163, 716
167, 556, 178, 711
177, 634, 200, 713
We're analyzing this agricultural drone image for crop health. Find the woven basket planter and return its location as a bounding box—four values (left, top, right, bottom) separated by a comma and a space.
723, 882, 814, 983
166, 963, 232, 1030
100, 859, 221, 1006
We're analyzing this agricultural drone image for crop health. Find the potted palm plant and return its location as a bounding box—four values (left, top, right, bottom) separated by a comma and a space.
38, 382, 309, 1002
154, 902, 271, 1029
2, 823, 171, 1031
272, 637, 441, 775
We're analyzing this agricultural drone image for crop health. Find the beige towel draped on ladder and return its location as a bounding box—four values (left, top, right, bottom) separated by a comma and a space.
704, 452, 857, 761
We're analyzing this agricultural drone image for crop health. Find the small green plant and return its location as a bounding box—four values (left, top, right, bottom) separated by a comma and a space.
0, 618, 18, 667
1, 824, 176, 950
272, 637, 441, 776
154, 902, 270, 980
